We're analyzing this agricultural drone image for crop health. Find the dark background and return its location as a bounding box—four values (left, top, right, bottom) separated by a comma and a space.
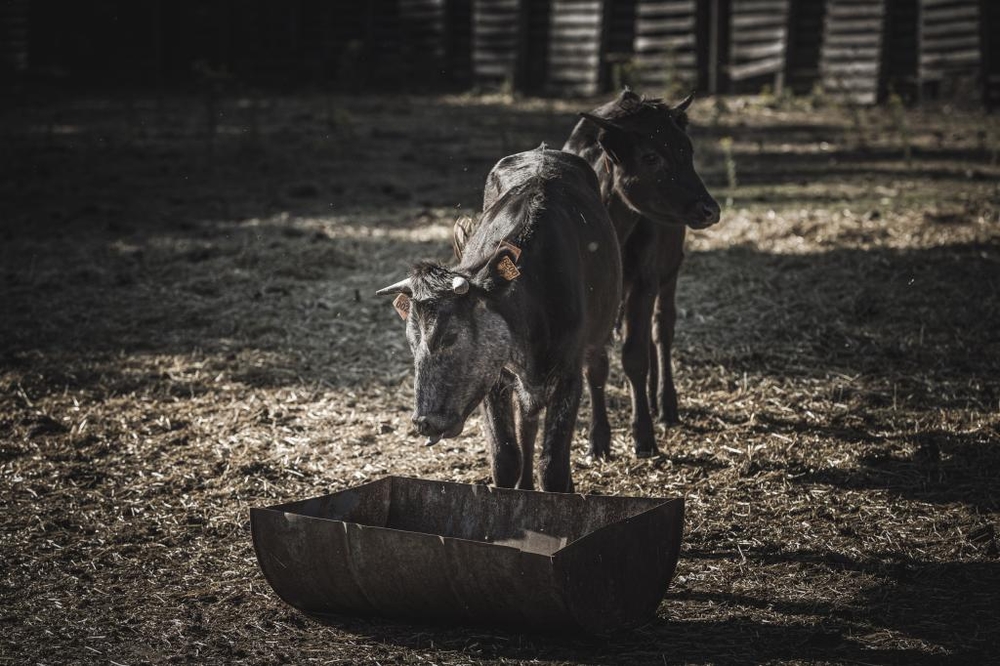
3, 0, 999, 104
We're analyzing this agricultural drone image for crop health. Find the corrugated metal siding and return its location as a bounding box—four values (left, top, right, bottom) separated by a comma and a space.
633, 0, 699, 91
820, 0, 886, 104
918, 0, 981, 96
546, 0, 606, 95
472, 0, 523, 89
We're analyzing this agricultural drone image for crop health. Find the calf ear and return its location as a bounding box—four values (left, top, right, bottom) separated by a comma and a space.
579, 113, 631, 165
486, 241, 522, 287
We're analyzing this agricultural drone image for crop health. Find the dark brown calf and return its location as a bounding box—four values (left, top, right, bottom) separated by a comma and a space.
564, 90, 720, 457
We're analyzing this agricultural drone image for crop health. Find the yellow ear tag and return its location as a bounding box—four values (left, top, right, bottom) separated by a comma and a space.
393, 293, 411, 320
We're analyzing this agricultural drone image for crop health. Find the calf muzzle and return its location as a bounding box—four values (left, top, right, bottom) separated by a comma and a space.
689, 199, 721, 229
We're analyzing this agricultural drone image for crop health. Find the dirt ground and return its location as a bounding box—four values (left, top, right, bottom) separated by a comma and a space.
1, 90, 998, 665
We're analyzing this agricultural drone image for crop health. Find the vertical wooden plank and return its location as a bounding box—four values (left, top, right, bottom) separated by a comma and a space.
0, 0, 29, 86
445, 0, 474, 88
785, 0, 824, 94
984, 0, 1000, 109
820, 0, 886, 104
472, 0, 523, 89
918, 0, 981, 100
633, 0, 700, 93
726, 0, 790, 92
521, 0, 552, 93
546, 0, 606, 95
883, 0, 918, 100
399, 0, 447, 64
604, 0, 636, 90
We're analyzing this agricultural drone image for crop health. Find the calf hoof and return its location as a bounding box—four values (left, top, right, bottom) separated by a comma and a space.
589, 446, 613, 460
656, 413, 681, 427
658, 397, 679, 426
541, 477, 574, 493
589, 424, 612, 459
631, 421, 658, 460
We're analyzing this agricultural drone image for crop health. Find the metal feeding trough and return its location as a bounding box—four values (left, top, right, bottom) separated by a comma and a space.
251, 476, 684, 633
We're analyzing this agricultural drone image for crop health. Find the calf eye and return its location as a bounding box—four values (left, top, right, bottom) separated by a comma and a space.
439, 329, 460, 348
641, 152, 660, 166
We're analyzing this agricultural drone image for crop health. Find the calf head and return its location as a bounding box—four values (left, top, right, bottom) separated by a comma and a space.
581, 90, 720, 229
376, 259, 514, 444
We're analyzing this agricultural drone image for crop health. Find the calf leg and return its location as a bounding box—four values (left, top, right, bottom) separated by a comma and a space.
653, 226, 685, 425
481, 382, 520, 488
538, 372, 583, 493
652, 277, 681, 426
584, 346, 612, 458
647, 338, 659, 420
515, 400, 538, 490
621, 283, 658, 457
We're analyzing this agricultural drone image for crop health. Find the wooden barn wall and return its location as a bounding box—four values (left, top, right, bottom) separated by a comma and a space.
16, 0, 464, 89
1, 0, 29, 81
522, 0, 553, 93
633, 0, 699, 92
786, 0, 825, 94
397, 0, 448, 83
444, 0, 473, 87
820, 0, 886, 104
985, 0, 1000, 109
882, 0, 919, 99
918, 0, 981, 99
12, 0, 995, 103
604, 0, 637, 63
546, 0, 606, 95
471, 0, 523, 89
727, 0, 791, 93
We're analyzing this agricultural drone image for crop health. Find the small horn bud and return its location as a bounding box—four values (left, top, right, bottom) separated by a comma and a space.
452, 275, 469, 295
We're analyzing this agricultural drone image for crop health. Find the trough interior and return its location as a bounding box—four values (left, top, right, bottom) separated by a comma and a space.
273, 477, 666, 556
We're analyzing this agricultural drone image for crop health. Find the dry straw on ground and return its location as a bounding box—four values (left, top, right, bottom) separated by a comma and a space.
1, 93, 998, 665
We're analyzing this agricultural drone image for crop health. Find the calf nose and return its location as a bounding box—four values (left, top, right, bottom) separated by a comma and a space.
411, 412, 451, 436
412, 414, 430, 434
699, 200, 721, 226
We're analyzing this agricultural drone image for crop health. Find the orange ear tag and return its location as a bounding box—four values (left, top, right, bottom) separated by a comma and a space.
495, 240, 522, 281
497, 240, 522, 261
393, 293, 411, 320
496, 255, 521, 281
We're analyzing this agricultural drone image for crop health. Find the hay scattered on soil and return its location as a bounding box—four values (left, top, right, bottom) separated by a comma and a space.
1, 93, 998, 665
